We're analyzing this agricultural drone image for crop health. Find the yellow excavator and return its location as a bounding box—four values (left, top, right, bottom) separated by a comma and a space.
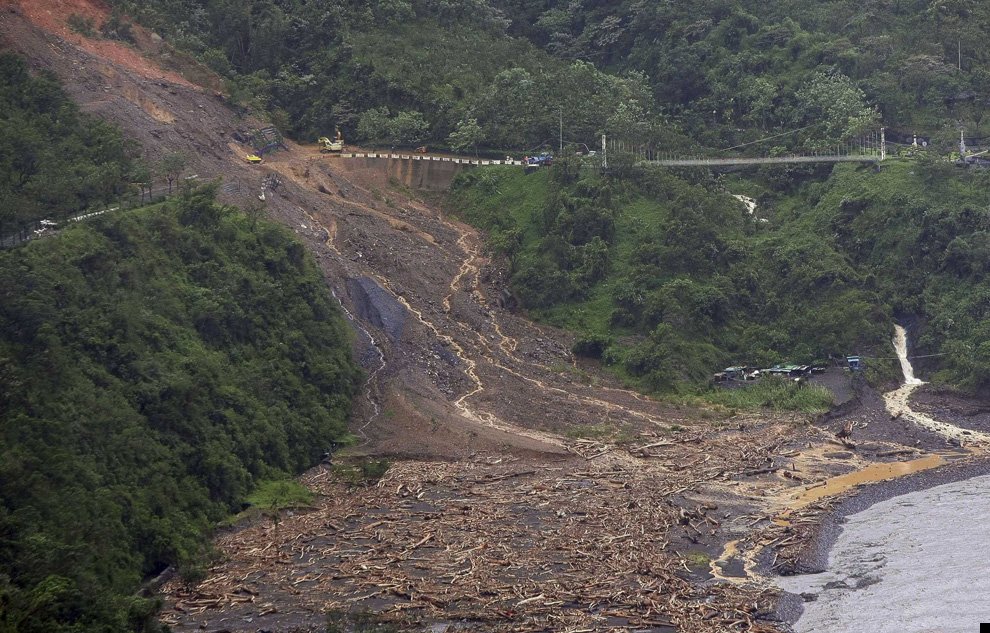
318, 128, 344, 153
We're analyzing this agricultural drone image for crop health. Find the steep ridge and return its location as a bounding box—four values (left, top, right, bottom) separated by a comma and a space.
6, 5, 990, 632
264, 148, 697, 456
0, 2, 688, 459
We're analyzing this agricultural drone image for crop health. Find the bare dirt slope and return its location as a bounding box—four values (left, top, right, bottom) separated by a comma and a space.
1, 1, 693, 459
3, 5, 985, 632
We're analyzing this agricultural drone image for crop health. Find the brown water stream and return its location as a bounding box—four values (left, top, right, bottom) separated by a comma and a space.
785, 453, 947, 510
883, 325, 990, 445
710, 325, 986, 585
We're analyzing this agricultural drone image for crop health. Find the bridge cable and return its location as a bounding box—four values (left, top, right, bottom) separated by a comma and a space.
720, 122, 824, 152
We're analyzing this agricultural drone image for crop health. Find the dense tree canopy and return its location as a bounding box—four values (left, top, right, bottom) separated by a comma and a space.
0, 54, 135, 239
107, 0, 668, 149
454, 155, 990, 393
493, 0, 990, 144
4, 3, 990, 627
0, 186, 361, 632
109, 0, 990, 151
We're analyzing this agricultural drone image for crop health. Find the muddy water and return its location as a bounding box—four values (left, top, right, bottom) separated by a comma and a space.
777, 325, 990, 631
884, 325, 990, 445
777, 473, 990, 632
892, 324, 924, 385
710, 453, 960, 584
786, 454, 947, 510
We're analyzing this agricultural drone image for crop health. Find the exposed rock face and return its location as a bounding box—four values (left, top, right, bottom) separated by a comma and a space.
347, 276, 407, 343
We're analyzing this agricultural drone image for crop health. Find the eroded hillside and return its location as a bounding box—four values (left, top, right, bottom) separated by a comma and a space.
3, 3, 988, 631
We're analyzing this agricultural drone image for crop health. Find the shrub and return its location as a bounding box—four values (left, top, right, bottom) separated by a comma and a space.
67, 14, 97, 38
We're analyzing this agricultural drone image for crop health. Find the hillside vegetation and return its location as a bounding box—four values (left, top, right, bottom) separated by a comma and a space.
0, 185, 361, 632
0, 54, 135, 239
107, 0, 990, 152
453, 158, 990, 393
793, 160, 990, 391
106, 0, 664, 151
494, 0, 990, 145
73, 0, 990, 390
1, 3, 989, 631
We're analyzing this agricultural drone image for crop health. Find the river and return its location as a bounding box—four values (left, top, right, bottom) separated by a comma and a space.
777, 474, 990, 632
777, 325, 990, 631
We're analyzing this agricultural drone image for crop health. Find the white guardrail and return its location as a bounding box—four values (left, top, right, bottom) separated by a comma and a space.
340, 153, 525, 166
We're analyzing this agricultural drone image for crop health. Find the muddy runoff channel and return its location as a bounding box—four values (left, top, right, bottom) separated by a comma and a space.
771, 325, 990, 631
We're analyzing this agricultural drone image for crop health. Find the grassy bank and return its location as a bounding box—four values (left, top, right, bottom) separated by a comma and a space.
450, 162, 890, 395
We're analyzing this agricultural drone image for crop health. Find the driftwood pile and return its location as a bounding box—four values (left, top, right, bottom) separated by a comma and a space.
162, 425, 801, 632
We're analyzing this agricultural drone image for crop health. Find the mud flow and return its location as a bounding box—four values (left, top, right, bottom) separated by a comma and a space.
4, 7, 989, 631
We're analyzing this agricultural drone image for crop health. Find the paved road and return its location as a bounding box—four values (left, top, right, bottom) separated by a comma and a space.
0, 183, 180, 250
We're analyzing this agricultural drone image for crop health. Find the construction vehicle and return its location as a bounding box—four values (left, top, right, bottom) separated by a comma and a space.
319, 129, 345, 153
958, 148, 990, 167
245, 154, 263, 164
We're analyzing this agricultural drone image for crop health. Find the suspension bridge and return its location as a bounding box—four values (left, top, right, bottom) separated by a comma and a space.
611, 128, 888, 168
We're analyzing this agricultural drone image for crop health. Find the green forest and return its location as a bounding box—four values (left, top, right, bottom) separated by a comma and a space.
451, 157, 990, 393
0, 50, 366, 623
0, 54, 136, 240
492, 0, 990, 145
106, 0, 989, 152
4, 0, 990, 627
0, 48, 362, 633
0, 186, 360, 632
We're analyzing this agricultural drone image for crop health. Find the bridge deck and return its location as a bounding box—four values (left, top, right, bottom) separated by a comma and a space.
641, 155, 881, 167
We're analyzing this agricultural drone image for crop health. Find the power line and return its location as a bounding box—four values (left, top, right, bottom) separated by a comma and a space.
856, 353, 950, 360
720, 123, 823, 152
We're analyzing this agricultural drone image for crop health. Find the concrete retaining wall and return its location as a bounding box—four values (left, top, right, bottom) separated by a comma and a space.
336, 153, 523, 191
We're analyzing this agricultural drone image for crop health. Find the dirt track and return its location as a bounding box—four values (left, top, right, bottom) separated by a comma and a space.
5, 4, 990, 631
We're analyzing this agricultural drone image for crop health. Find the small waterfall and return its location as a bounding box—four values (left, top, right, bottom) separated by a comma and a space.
893, 324, 925, 385
732, 194, 757, 215
884, 325, 990, 444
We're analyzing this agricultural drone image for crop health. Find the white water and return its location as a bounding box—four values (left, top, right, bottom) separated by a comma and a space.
732, 194, 768, 223
777, 324, 990, 632
884, 325, 990, 444
777, 474, 990, 632
733, 194, 758, 215
892, 324, 924, 385
331, 286, 386, 427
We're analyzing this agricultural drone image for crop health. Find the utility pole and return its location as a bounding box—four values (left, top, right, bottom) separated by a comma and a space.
559, 107, 563, 154
602, 134, 607, 169
880, 127, 886, 161
958, 40, 962, 70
